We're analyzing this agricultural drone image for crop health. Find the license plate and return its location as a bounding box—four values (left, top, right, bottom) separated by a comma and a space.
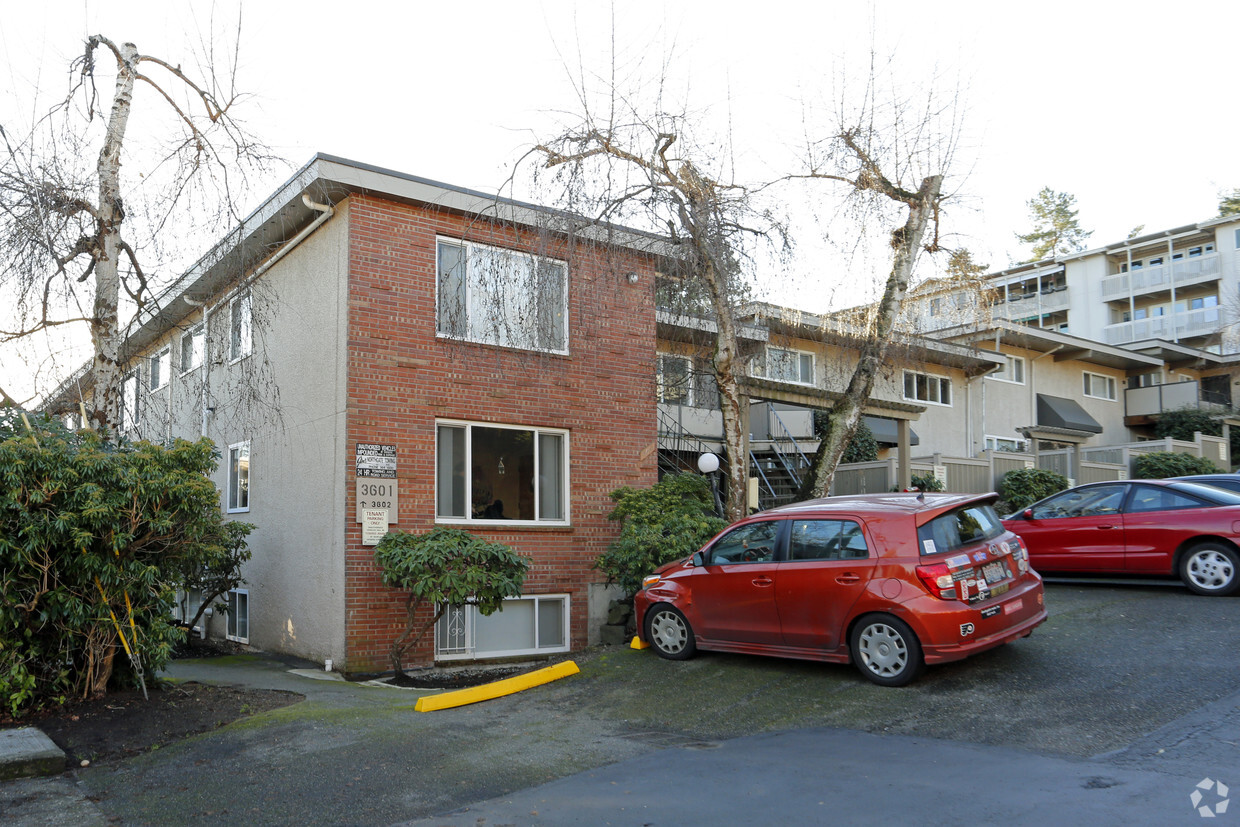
1004, 598, 1024, 615
982, 561, 1007, 584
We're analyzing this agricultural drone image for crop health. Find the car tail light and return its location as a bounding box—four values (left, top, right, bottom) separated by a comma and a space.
915, 563, 958, 601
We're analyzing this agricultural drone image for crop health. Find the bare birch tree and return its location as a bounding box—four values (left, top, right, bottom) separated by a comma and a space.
526, 87, 785, 521
795, 68, 962, 498
0, 29, 273, 432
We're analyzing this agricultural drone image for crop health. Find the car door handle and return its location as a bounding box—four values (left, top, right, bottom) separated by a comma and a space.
835, 573, 861, 584
752, 576, 773, 587
1097, 524, 1117, 530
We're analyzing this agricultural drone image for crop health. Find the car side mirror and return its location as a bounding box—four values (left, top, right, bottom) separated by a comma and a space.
1022, 508, 1034, 520
692, 551, 706, 567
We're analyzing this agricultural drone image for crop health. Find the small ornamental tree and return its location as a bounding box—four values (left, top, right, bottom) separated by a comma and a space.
999, 467, 1070, 513
0, 410, 249, 715
173, 521, 254, 636
373, 527, 529, 678
599, 474, 728, 598
1132, 451, 1219, 479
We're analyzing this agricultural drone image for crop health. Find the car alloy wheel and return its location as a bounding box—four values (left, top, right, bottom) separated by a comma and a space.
1180, 544, 1240, 596
646, 605, 697, 661
850, 615, 924, 687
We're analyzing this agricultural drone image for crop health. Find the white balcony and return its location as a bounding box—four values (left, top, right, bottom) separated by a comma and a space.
995, 287, 1069, 320
1100, 253, 1221, 299
1102, 306, 1220, 345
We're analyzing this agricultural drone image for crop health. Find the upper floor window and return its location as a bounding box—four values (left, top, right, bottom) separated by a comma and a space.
1083, 371, 1117, 401
149, 348, 170, 391
1128, 371, 1162, 389
181, 324, 204, 373
989, 355, 1025, 384
228, 441, 251, 512
436, 421, 568, 525
929, 297, 942, 317
657, 354, 692, 405
754, 347, 814, 385
436, 239, 567, 353
120, 371, 140, 432
230, 293, 252, 362
903, 370, 952, 406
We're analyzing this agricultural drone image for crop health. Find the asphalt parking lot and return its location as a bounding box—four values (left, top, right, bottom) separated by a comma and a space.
3, 581, 1238, 825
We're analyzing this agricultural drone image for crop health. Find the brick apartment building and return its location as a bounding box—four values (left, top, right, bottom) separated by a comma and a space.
50, 155, 662, 673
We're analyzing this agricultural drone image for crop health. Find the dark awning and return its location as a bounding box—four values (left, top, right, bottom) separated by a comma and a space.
1036, 394, 1103, 434
863, 415, 920, 446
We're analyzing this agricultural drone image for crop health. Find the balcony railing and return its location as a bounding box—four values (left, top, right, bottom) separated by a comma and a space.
1102, 306, 1220, 345
994, 287, 1070, 320
1100, 253, 1221, 299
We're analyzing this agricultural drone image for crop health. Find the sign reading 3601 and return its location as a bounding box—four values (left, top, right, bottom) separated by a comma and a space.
356, 479, 398, 523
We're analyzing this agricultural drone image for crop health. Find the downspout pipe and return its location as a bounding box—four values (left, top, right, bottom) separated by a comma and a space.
185, 194, 335, 437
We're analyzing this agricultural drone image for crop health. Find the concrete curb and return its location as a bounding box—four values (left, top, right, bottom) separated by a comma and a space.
0, 728, 65, 781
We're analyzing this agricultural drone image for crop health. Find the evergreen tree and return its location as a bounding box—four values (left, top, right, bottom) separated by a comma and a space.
1016, 187, 1092, 261
1218, 188, 1240, 217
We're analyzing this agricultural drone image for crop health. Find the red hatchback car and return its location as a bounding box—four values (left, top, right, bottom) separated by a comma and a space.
1001, 479, 1240, 596
634, 493, 1047, 686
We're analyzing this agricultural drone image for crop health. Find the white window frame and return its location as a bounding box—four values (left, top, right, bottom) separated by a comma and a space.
753, 346, 815, 386
149, 347, 171, 391
227, 441, 251, 513
1083, 371, 1117, 401
435, 420, 569, 526
226, 588, 249, 643
657, 354, 693, 406
120, 370, 140, 432
987, 355, 1025, 385
435, 594, 570, 661
902, 370, 952, 406
180, 323, 205, 374
229, 293, 252, 363
435, 237, 568, 354
985, 435, 1028, 453
172, 588, 206, 638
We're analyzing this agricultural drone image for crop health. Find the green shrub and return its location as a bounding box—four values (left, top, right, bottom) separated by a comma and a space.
374, 527, 528, 677
999, 467, 1070, 512
813, 413, 879, 464
910, 472, 945, 492
1154, 407, 1219, 441
1132, 451, 1219, 479
0, 411, 251, 716
598, 474, 728, 597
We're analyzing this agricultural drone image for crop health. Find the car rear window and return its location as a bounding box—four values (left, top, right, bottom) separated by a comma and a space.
917, 503, 1003, 556
1167, 481, 1240, 505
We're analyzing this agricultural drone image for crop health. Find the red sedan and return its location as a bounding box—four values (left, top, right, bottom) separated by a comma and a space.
1001, 479, 1240, 596
634, 493, 1047, 686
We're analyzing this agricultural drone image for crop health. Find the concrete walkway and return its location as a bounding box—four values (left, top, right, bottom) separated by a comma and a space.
1, 651, 1237, 826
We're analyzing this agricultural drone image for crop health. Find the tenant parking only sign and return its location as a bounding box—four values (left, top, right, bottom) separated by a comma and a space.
355, 443, 398, 524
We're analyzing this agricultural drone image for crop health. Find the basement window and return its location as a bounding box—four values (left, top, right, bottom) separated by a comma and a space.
435, 595, 569, 660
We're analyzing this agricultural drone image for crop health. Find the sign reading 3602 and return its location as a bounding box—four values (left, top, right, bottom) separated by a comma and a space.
356, 479, 398, 523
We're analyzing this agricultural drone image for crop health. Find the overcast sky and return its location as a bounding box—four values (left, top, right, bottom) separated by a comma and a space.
4, 0, 1240, 400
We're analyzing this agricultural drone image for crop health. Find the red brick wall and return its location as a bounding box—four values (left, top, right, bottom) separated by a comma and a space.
343, 193, 658, 673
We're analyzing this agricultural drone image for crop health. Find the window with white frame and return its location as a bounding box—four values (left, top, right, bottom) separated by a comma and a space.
985, 435, 1028, 453
657, 354, 692, 405
436, 421, 568, 524
149, 348, 171, 391
226, 589, 249, 643
229, 293, 252, 361
120, 370, 140, 431
436, 238, 567, 353
436, 594, 569, 660
180, 324, 204, 373
227, 441, 250, 512
754, 346, 814, 385
1128, 371, 1162, 389
1083, 371, 1117, 401
903, 370, 952, 405
988, 355, 1025, 384
172, 588, 206, 637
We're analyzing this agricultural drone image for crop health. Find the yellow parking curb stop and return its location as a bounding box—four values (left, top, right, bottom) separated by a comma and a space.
414, 660, 580, 712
